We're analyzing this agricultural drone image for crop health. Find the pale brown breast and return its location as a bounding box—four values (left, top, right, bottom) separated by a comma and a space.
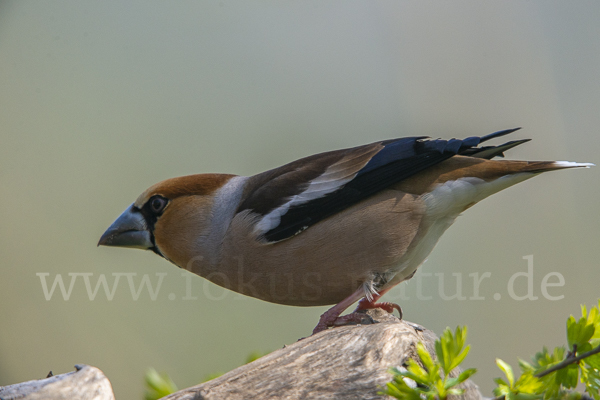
213, 189, 426, 306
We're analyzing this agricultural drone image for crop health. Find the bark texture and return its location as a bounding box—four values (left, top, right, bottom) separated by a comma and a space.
0, 310, 482, 400
163, 309, 481, 400
0, 364, 115, 400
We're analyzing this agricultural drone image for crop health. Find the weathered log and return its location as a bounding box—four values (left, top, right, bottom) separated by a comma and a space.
0, 364, 115, 400
162, 309, 482, 400
0, 310, 482, 400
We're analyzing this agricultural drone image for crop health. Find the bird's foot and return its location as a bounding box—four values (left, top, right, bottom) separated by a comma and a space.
312, 310, 374, 334
355, 298, 403, 319
311, 286, 399, 335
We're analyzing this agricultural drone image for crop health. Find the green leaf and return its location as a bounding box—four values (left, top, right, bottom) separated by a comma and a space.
456, 368, 477, 384
382, 367, 433, 400
581, 365, 600, 400
535, 348, 568, 400
512, 393, 543, 400
578, 342, 593, 355
497, 358, 515, 387
437, 330, 451, 375
417, 342, 436, 372
386, 326, 474, 400
444, 377, 460, 389
405, 358, 432, 385
487, 301, 600, 400
565, 391, 583, 400
495, 377, 508, 387
585, 304, 600, 340
556, 364, 579, 389
435, 326, 470, 375
447, 388, 466, 396
444, 368, 477, 390
519, 359, 535, 373
585, 353, 600, 370
493, 383, 510, 398
451, 346, 471, 372
435, 339, 445, 369
567, 315, 595, 350
541, 379, 561, 400
514, 372, 544, 395
533, 346, 565, 373
144, 368, 178, 400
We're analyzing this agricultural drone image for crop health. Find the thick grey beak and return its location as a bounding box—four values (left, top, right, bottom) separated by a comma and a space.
98, 204, 153, 249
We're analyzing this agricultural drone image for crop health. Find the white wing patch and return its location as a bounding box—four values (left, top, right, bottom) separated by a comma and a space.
252, 156, 365, 236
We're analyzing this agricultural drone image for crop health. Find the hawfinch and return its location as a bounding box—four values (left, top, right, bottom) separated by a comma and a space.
99, 129, 592, 334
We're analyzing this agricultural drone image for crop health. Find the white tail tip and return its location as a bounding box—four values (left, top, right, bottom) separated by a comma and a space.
553, 161, 595, 168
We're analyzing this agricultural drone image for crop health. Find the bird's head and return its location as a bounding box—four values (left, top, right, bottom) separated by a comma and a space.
98, 173, 236, 268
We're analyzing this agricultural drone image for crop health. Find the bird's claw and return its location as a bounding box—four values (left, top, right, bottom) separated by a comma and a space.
355, 299, 403, 319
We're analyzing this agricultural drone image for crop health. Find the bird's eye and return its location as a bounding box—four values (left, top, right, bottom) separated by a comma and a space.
149, 196, 168, 214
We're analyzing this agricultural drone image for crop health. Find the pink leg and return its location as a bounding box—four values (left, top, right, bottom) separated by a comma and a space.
312, 287, 366, 334
312, 286, 402, 334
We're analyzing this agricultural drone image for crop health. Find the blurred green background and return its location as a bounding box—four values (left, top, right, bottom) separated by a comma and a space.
1, 1, 599, 398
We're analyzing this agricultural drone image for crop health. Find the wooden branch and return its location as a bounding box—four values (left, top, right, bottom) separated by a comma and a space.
0, 364, 115, 400
535, 344, 600, 378
0, 310, 482, 400
162, 309, 482, 400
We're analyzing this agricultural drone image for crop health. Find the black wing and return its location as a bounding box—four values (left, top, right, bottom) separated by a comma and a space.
239, 128, 524, 243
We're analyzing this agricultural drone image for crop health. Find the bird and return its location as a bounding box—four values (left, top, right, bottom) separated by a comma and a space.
98, 128, 592, 334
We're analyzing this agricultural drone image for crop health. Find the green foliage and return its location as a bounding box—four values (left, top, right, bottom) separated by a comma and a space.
436, 326, 471, 375
494, 300, 600, 400
143, 368, 178, 400
145, 350, 271, 398
382, 326, 477, 400
144, 301, 600, 400
385, 300, 600, 400
493, 358, 544, 400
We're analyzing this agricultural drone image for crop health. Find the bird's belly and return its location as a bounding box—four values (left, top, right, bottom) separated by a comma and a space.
384, 215, 458, 287
382, 173, 534, 288
216, 190, 426, 306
